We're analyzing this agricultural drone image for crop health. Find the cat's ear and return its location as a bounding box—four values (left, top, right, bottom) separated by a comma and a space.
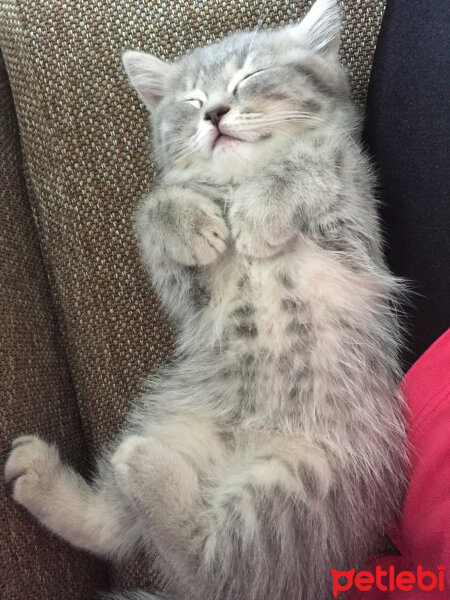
122, 50, 175, 110
291, 0, 341, 55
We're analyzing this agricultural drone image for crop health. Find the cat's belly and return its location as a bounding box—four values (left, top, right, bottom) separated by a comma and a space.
179, 236, 390, 428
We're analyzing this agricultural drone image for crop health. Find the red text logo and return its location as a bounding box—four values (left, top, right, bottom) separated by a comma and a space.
330, 565, 446, 596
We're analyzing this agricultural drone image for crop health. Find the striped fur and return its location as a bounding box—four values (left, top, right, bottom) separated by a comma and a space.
5, 2, 407, 599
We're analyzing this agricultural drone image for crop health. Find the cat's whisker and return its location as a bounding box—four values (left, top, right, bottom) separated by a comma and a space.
244, 0, 273, 67
160, 131, 204, 166
227, 111, 360, 151
157, 139, 198, 169
230, 112, 317, 125
160, 147, 198, 170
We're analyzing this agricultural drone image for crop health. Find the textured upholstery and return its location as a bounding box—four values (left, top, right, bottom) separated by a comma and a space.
0, 51, 108, 600
0, 1, 386, 597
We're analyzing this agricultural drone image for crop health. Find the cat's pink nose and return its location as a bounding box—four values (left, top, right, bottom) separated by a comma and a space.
204, 105, 230, 127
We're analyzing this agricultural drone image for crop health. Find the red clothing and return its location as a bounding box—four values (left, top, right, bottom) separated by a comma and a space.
349, 328, 450, 598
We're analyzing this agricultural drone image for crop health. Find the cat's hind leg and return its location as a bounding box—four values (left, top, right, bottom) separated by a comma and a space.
110, 409, 227, 529
111, 434, 200, 557
4, 435, 142, 559
112, 433, 338, 600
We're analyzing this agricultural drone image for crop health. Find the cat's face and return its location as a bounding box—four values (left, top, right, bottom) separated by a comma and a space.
123, 0, 350, 183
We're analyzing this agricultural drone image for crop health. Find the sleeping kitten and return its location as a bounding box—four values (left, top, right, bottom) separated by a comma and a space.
5, 1, 407, 599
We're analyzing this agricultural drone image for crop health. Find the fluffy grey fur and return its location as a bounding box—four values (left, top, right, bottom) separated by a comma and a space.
5, 1, 407, 599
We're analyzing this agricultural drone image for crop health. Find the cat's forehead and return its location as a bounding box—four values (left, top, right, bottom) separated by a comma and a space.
179, 30, 277, 90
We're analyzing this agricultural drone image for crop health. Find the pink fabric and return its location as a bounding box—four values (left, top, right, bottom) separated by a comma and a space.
348, 328, 450, 599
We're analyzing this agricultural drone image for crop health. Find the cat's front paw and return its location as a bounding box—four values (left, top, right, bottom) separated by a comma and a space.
230, 207, 294, 259
175, 200, 230, 266
141, 190, 230, 267
4, 435, 62, 517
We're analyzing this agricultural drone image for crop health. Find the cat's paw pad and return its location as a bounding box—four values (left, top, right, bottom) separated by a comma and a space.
4, 435, 61, 515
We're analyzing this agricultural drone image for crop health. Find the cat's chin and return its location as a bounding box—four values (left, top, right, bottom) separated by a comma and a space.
211, 135, 247, 160
210, 141, 253, 180
207, 135, 285, 183
213, 134, 243, 149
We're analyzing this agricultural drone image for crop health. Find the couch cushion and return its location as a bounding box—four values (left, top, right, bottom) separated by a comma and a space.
0, 51, 108, 600
0, 0, 386, 593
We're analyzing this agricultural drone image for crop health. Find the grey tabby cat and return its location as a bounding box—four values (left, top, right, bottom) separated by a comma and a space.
5, 1, 407, 599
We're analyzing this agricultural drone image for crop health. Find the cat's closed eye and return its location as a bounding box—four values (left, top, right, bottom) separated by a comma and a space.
232, 69, 269, 95
185, 98, 204, 109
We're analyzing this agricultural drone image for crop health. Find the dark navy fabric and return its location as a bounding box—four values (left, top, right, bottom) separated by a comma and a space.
365, 0, 450, 368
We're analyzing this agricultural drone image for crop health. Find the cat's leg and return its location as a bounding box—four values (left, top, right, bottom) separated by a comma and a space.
110, 410, 225, 545
111, 432, 340, 600
190, 437, 336, 600
109, 409, 229, 582
228, 155, 341, 259
4, 435, 142, 558
228, 177, 298, 259
111, 434, 200, 558
135, 184, 229, 325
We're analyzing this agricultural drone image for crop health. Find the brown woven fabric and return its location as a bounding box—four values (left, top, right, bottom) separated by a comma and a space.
0, 0, 386, 595
0, 52, 108, 600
